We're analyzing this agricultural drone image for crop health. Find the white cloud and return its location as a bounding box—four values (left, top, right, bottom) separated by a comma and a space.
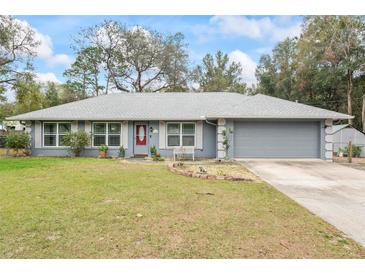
46, 54, 73, 67
255, 47, 274, 55
228, 50, 257, 87
35, 72, 61, 84
16, 19, 72, 67
208, 16, 301, 42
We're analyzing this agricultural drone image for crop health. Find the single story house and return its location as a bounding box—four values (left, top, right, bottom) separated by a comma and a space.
7, 92, 351, 160
332, 124, 365, 157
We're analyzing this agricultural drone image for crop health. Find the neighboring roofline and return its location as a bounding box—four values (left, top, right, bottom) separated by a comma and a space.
332, 124, 365, 135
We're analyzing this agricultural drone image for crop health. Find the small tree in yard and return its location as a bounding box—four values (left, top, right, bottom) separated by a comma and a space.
5, 132, 31, 156
62, 131, 90, 157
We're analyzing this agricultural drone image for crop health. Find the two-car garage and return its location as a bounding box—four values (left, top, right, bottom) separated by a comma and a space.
233, 121, 321, 158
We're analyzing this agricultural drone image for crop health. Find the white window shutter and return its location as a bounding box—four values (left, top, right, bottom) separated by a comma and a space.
122, 121, 128, 149
196, 121, 203, 149
71, 121, 78, 132
159, 121, 166, 149
84, 121, 92, 147
34, 121, 42, 148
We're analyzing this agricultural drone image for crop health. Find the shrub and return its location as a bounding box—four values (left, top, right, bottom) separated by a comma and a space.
62, 131, 90, 157
340, 145, 362, 157
98, 145, 109, 152
119, 146, 126, 158
222, 128, 233, 159
352, 145, 362, 157
153, 156, 164, 161
5, 132, 30, 156
150, 145, 157, 156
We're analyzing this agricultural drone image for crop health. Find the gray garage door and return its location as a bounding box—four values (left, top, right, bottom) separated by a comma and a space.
234, 121, 320, 158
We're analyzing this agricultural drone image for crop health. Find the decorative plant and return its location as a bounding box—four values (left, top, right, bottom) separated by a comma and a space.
5, 132, 30, 156
150, 145, 157, 157
352, 145, 362, 157
152, 151, 164, 161
62, 131, 89, 157
153, 155, 165, 161
340, 145, 362, 157
98, 145, 109, 158
98, 145, 109, 152
119, 146, 126, 158
222, 128, 233, 159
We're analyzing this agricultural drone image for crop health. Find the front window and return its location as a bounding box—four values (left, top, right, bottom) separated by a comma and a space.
167, 122, 195, 147
182, 123, 195, 146
93, 122, 121, 146
43, 122, 71, 147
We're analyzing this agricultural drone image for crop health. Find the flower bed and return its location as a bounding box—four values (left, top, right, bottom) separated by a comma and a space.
168, 161, 257, 181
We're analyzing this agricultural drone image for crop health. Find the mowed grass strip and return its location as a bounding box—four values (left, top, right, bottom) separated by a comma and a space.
0, 157, 364, 258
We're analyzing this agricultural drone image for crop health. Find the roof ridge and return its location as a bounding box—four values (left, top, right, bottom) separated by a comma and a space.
254, 94, 353, 118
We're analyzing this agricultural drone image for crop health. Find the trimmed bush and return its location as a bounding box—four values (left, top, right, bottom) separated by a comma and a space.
62, 131, 90, 157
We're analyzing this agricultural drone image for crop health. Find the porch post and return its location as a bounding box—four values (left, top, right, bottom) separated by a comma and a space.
217, 118, 226, 160
324, 119, 333, 161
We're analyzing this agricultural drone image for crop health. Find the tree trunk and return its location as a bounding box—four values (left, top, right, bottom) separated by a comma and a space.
362, 95, 365, 133
347, 70, 353, 125
82, 73, 87, 98
95, 74, 99, 96
105, 74, 110, 95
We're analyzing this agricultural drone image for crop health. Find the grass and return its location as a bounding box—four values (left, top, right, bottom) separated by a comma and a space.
0, 157, 364, 258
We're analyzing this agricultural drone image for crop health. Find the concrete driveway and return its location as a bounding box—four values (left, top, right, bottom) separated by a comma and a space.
241, 159, 365, 247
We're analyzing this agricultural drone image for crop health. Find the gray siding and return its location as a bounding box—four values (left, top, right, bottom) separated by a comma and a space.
333, 127, 365, 157
31, 120, 135, 157
233, 121, 321, 158
30, 120, 217, 158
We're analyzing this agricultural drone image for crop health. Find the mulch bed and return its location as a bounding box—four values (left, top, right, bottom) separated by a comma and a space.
168, 162, 255, 182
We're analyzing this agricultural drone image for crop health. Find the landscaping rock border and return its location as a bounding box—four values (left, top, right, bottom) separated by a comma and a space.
168, 163, 253, 182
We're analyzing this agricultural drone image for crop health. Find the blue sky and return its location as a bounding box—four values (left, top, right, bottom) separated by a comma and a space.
15, 15, 303, 87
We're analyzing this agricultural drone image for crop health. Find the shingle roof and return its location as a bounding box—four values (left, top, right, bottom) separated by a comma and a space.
7, 92, 352, 121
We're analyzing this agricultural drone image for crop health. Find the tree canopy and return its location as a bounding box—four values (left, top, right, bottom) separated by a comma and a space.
0, 16, 39, 101
194, 51, 247, 93
2, 16, 365, 131
256, 16, 365, 129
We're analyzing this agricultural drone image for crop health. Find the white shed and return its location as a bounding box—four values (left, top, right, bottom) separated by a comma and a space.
332, 124, 365, 157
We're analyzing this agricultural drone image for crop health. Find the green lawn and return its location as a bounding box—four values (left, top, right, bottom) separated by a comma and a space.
0, 157, 364, 258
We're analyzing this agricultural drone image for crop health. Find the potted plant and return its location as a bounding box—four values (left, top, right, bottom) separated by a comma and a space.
119, 146, 126, 158
150, 145, 157, 158
98, 145, 109, 158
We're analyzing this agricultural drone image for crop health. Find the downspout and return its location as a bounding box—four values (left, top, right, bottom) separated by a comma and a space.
204, 119, 217, 127
200, 115, 217, 126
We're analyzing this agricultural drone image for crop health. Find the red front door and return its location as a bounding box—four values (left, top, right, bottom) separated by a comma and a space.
136, 124, 147, 145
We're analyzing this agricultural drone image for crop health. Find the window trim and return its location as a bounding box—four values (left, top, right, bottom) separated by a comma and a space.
43, 122, 72, 148
166, 122, 196, 148
92, 122, 122, 148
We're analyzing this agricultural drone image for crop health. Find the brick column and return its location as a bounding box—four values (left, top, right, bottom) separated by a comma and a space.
217, 118, 226, 159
